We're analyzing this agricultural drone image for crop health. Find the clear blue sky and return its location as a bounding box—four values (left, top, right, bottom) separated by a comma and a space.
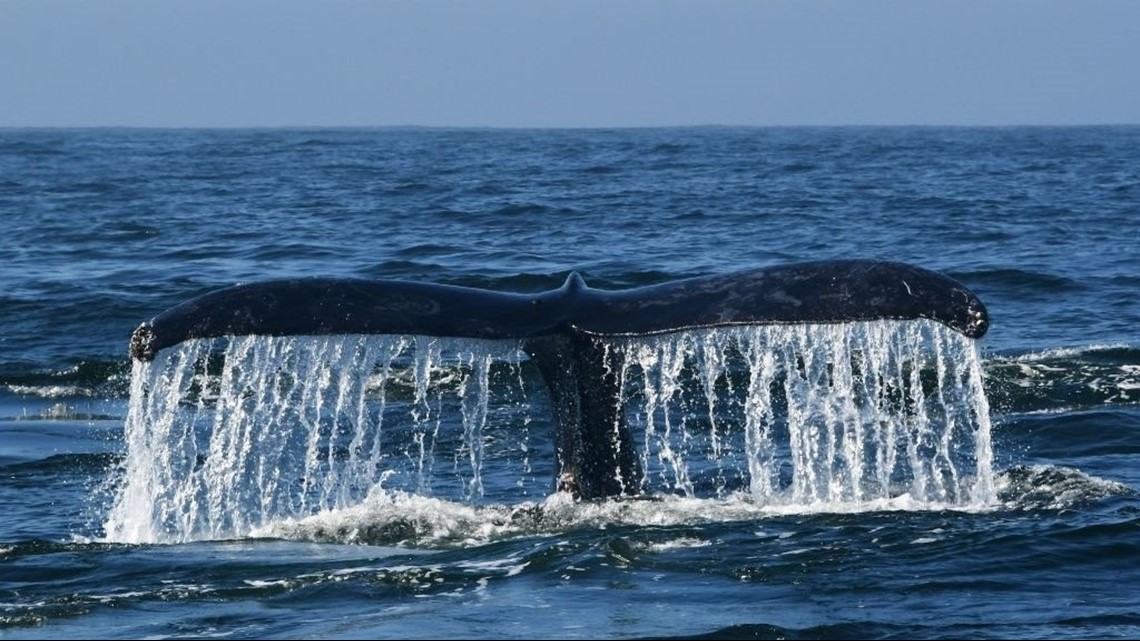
2, 0, 1137, 127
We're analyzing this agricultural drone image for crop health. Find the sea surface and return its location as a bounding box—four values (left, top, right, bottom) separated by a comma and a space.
1, 126, 1138, 639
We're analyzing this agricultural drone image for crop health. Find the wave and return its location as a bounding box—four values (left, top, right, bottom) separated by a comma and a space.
170, 464, 1130, 548
242, 490, 986, 548
0, 359, 130, 399
956, 268, 1081, 294
995, 464, 1134, 510
488, 203, 583, 217
0, 452, 120, 475
985, 344, 1140, 413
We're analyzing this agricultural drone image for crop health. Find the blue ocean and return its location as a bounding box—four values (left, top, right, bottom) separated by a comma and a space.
1, 127, 1138, 639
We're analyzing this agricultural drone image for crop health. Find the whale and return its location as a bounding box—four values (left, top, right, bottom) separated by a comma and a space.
128, 259, 989, 499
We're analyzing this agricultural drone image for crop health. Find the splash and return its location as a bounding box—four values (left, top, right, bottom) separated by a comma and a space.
104, 335, 529, 544
615, 322, 994, 506
103, 320, 994, 544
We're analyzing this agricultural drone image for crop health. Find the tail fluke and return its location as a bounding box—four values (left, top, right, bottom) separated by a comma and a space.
127, 260, 989, 501
130, 260, 987, 361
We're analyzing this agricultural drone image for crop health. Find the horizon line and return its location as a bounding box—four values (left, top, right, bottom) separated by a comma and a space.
2, 122, 1139, 131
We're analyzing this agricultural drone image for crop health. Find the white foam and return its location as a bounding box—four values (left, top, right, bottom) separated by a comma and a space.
643, 537, 711, 552
995, 464, 1133, 510
245, 488, 1004, 548
5, 384, 92, 398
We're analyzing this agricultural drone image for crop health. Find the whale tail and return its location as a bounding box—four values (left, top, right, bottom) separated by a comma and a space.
128, 260, 988, 499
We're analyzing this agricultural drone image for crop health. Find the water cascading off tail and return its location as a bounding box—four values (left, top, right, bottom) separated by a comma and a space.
103, 320, 994, 544
618, 321, 993, 506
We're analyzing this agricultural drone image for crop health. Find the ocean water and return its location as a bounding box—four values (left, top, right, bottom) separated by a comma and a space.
1, 126, 1138, 639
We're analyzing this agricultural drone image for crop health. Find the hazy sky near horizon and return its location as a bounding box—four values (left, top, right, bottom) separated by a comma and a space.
2, 1, 1138, 128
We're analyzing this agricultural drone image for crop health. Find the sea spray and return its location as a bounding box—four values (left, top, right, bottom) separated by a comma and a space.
104, 320, 994, 544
